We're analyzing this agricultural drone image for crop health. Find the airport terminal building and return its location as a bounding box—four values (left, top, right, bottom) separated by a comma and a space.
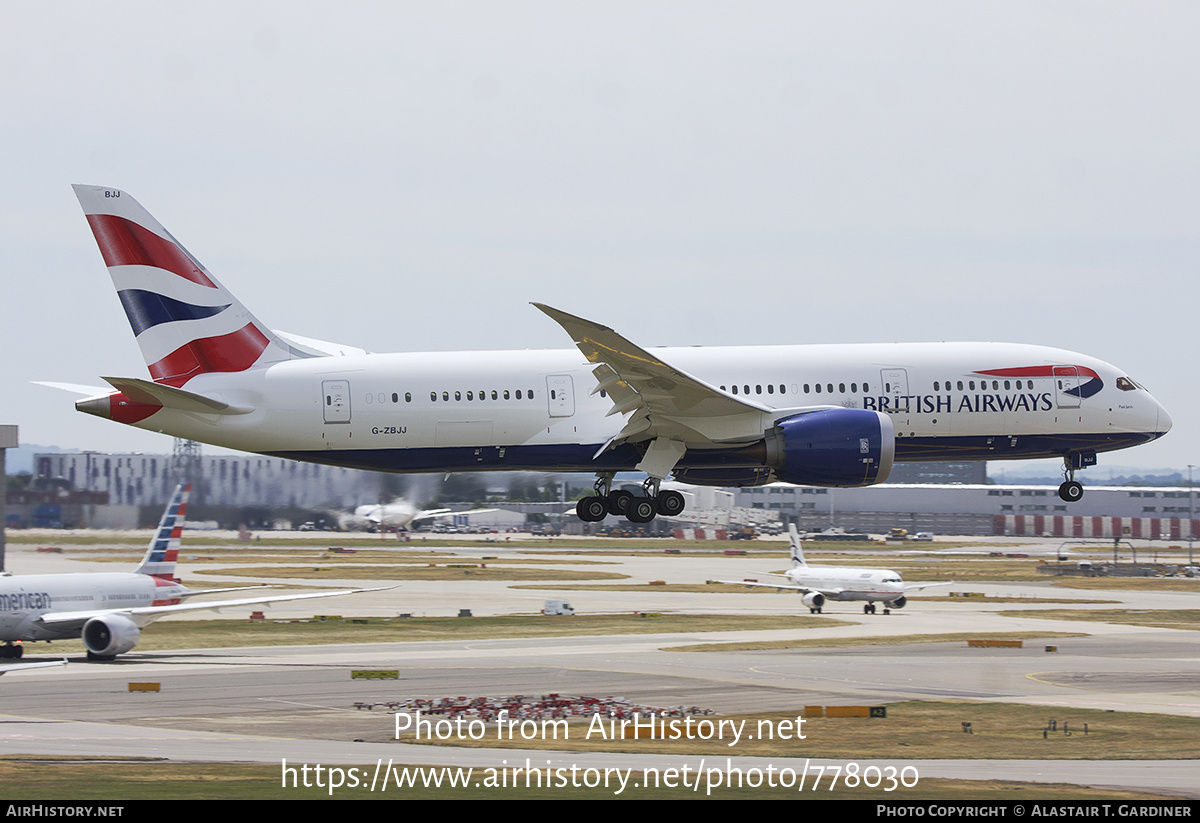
735, 483, 1199, 539
20, 451, 1198, 539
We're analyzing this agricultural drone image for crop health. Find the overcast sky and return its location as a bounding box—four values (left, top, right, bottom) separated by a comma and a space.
3, 2, 1197, 476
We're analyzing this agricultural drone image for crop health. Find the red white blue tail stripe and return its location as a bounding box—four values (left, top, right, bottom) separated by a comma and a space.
134, 482, 190, 581
73, 185, 293, 387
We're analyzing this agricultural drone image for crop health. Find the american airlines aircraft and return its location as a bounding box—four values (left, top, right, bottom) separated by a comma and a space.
57, 186, 1171, 524
719, 525, 950, 614
0, 484, 386, 661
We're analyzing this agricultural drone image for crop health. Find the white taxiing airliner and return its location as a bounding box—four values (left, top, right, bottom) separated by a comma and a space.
53, 186, 1171, 524
0, 484, 389, 660
719, 525, 951, 614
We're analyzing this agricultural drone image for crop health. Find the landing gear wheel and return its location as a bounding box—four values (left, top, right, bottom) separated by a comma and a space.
809, 607, 822, 614
864, 604, 875, 615
1058, 481, 1084, 502
626, 498, 657, 523
655, 490, 686, 517
0, 644, 23, 659
576, 496, 608, 522
86, 651, 116, 662
607, 490, 634, 517
883, 608, 891, 615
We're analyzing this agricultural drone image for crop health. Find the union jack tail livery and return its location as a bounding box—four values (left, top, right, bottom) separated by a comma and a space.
72, 185, 294, 388
132, 482, 190, 579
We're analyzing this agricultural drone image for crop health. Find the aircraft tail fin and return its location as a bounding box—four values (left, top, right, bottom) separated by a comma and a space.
788, 524, 807, 567
72, 185, 305, 388
134, 483, 190, 579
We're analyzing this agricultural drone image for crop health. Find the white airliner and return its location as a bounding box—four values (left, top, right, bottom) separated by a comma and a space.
0, 484, 388, 661
338, 499, 496, 532
719, 525, 950, 614
54, 186, 1171, 524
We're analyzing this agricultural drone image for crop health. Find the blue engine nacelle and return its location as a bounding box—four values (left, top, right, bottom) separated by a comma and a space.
764, 409, 894, 487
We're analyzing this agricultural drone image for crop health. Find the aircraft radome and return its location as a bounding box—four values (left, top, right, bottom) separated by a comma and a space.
47, 186, 1171, 524
0, 484, 390, 661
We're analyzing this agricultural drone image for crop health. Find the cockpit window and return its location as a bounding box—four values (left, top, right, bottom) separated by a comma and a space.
1115, 377, 1143, 391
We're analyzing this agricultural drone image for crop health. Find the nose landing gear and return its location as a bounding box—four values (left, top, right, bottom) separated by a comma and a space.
1058, 453, 1094, 502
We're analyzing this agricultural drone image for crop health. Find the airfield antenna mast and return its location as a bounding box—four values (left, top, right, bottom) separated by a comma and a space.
172, 438, 203, 505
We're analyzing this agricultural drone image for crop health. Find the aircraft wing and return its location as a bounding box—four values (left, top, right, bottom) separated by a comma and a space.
534, 304, 776, 448
36, 586, 394, 630
0, 659, 67, 676
714, 579, 844, 597
413, 507, 498, 522
903, 581, 954, 593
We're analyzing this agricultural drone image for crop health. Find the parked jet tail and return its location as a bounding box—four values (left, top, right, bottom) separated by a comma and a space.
72, 185, 300, 388
132, 482, 190, 579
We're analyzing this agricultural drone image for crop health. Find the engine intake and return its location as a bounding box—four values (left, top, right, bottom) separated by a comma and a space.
82, 613, 142, 658
765, 409, 894, 487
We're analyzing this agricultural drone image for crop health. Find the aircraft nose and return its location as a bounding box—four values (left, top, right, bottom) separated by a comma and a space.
1156, 399, 1172, 437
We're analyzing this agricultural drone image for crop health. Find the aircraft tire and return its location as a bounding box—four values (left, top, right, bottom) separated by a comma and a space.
655, 490, 686, 517
576, 497, 608, 522
607, 490, 634, 516
626, 498, 657, 523
1058, 481, 1084, 502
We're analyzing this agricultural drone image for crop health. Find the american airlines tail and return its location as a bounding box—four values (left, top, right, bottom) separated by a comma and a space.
72, 185, 295, 388
132, 482, 190, 579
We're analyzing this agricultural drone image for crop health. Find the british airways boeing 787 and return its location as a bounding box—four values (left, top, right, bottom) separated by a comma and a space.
58, 186, 1171, 524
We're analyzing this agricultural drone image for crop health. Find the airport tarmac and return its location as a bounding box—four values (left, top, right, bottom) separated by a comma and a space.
1, 535, 1198, 797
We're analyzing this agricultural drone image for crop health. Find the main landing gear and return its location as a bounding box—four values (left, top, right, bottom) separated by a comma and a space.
0, 643, 24, 659
1058, 455, 1085, 503
863, 603, 891, 615
575, 473, 686, 524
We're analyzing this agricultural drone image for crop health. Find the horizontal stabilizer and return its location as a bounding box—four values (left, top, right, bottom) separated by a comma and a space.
102, 376, 254, 415
32, 381, 112, 397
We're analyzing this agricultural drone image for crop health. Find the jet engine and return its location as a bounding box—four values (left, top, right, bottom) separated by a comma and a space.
890, 596, 907, 610
765, 409, 894, 487
801, 592, 825, 610
82, 613, 142, 659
